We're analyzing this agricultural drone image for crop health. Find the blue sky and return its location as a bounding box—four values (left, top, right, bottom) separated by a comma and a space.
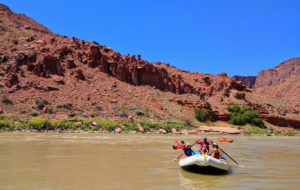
2, 0, 300, 76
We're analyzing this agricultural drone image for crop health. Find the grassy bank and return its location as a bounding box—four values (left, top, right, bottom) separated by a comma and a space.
243, 127, 297, 136
0, 114, 297, 136
0, 114, 191, 133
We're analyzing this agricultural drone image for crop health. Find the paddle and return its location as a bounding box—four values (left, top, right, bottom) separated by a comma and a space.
219, 147, 239, 165
175, 139, 200, 161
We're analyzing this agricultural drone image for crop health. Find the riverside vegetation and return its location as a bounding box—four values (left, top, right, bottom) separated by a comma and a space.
0, 115, 191, 133
193, 105, 297, 136
0, 113, 296, 136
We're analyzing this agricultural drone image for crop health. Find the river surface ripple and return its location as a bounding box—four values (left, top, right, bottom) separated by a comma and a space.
0, 133, 299, 190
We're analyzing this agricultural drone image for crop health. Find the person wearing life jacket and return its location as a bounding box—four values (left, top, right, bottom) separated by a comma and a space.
197, 137, 212, 152
172, 140, 185, 149
182, 143, 194, 157
211, 143, 222, 160
200, 144, 208, 155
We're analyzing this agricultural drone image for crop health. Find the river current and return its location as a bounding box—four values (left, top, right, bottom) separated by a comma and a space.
0, 133, 299, 190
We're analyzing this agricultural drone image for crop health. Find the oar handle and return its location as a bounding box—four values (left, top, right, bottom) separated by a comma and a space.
220, 148, 239, 165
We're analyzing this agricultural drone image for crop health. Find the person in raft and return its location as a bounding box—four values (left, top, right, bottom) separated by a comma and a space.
211, 143, 222, 160
182, 143, 195, 157
172, 141, 185, 149
200, 145, 208, 155
197, 137, 212, 152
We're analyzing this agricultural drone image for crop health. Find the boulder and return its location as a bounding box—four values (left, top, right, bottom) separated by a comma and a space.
219, 72, 228, 77
91, 121, 97, 126
66, 58, 77, 69
233, 92, 245, 100
36, 40, 46, 45
171, 128, 177, 134
74, 121, 82, 127
75, 69, 86, 80
159, 128, 167, 134
115, 127, 122, 133
5, 74, 19, 88
137, 124, 144, 132
52, 76, 65, 85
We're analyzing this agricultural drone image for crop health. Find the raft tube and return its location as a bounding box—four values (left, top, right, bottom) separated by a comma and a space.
179, 154, 230, 172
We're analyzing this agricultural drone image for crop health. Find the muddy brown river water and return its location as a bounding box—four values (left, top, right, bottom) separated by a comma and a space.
0, 133, 299, 190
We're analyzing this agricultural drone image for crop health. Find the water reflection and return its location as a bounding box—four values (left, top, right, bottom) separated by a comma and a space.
179, 169, 229, 190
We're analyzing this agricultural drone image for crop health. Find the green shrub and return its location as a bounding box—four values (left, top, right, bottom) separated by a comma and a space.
115, 111, 125, 117
56, 103, 72, 109
30, 110, 38, 117
194, 108, 211, 122
52, 118, 67, 130
1, 96, 13, 105
274, 130, 281, 136
137, 121, 191, 131
64, 121, 77, 130
122, 122, 138, 131
227, 105, 264, 127
243, 128, 271, 135
95, 105, 103, 111
121, 106, 128, 116
163, 121, 191, 131
80, 113, 88, 118
97, 120, 119, 131
12, 39, 18, 45
35, 99, 48, 110
284, 130, 297, 136
52, 118, 77, 130
0, 119, 11, 129
41, 99, 48, 105
153, 113, 164, 120
63, 103, 72, 109
28, 117, 52, 130
82, 120, 93, 129
45, 107, 53, 114
55, 104, 63, 108
134, 108, 144, 116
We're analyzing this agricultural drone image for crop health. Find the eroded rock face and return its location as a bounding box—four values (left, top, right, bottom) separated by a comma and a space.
94, 56, 247, 98
254, 57, 300, 89
5, 74, 19, 87
88, 45, 102, 68
232, 75, 256, 89
261, 114, 300, 129
32, 55, 64, 77
66, 58, 76, 69
75, 69, 86, 80
253, 57, 300, 111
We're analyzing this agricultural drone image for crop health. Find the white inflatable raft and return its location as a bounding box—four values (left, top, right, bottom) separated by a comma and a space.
179, 154, 230, 172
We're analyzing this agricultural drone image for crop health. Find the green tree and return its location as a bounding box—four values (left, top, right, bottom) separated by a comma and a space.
227, 105, 264, 127
194, 108, 211, 122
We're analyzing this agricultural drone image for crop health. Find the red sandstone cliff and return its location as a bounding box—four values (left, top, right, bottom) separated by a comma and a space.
0, 4, 299, 128
232, 75, 256, 89
234, 57, 300, 112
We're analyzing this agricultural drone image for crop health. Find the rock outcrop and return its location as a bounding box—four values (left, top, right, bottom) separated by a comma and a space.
254, 57, 300, 89
233, 57, 300, 112
232, 75, 256, 89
